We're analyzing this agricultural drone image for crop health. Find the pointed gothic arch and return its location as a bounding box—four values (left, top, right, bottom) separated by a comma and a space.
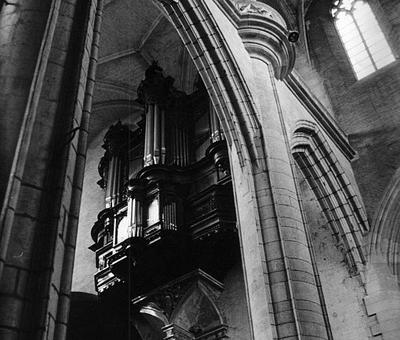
153, 0, 295, 171
291, 120, 369, 274
370, 166, 400, 282
170, 281, 225, 335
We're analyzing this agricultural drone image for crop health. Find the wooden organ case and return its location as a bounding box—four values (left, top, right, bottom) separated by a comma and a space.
90, 64, 238, 339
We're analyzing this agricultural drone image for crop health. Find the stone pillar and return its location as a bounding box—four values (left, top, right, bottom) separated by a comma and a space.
253, 59, 329, 339
155, 0, 331, 338
0, 0, 104, 339
237, 3, 330, 339
0, 0, 53, 205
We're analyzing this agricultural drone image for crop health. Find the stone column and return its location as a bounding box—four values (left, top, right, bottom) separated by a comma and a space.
0, 0, 53, 205
0, 0, 104, 339
155, 0, 331, 338
238, 3, 330, 339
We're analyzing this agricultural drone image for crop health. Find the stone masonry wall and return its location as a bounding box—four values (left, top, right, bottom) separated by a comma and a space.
299, 173, 369, 340
306, 0, 400, 220
0, 0, 103, 338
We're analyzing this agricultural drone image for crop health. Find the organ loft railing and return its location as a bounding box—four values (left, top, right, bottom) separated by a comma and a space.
90, 63, 237, 296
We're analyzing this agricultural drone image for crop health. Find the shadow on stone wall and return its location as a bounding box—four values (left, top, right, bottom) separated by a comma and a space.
67, 292, 102, 340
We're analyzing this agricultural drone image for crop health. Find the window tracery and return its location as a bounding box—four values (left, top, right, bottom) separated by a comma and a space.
331, 0, 395, 79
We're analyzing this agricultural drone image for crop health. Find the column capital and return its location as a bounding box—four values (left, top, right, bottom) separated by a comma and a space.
236, 1, 296, 79
207, 0, 296, 79
235, 0, 287, 26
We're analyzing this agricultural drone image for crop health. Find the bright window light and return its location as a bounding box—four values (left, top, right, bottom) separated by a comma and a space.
331, 0, 395, 79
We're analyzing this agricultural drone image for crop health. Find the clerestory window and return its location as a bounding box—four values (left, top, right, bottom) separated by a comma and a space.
331, 0, 395, 79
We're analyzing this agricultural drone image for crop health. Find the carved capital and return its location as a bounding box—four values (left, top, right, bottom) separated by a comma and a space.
235, 0, 286, 25
238, 20, 295, 79
232, 1, 296, 79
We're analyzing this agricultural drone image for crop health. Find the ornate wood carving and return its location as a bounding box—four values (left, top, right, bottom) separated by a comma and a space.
91, 64, 238, 298
97, 121, 134, 207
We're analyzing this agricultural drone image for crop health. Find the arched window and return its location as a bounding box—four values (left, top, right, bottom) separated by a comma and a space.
331, 0, 395, 79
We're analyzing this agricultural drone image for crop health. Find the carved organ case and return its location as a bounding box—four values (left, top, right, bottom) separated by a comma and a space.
90, 64, 238, 338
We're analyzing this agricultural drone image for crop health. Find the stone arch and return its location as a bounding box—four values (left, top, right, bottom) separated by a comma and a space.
370, 166, 400, 282
170, 281, 226, 338
364, 169, 400, 340
134, 303, 169, 340
291, 120, 369, 274
150, 3, 302, 338
154, 0, 295, 170
131, 272, 227, 339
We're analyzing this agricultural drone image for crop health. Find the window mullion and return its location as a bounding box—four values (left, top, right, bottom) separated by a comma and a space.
350, 11, 378, 70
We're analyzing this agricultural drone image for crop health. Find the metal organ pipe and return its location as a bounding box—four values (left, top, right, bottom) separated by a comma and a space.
170, 115, 190, 167
105, 156, 123, 208
127, 180, 146, 238
153, 104, 160, 164
102, 122, 130, 208
143, 103, 168, 166
161, 109, 166, 164
144, 104, 155, 166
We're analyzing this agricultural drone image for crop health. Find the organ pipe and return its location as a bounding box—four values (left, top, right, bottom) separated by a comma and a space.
127, 179, 146, 238
138, 62, 190, 168
99, 121, 131, 208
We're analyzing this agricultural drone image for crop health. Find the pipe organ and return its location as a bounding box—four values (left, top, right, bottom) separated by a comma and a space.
97, 121, 133, 208
91, 64, 237, 315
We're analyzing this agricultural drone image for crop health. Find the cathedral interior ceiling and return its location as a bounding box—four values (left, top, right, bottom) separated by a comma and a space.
91, 0, 196, 143
90, 0, 319, 143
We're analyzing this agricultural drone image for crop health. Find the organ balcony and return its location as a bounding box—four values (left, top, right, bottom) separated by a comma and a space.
90, 63, 238, 296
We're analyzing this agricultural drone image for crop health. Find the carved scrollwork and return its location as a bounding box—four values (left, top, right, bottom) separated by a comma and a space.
237, 2, 274, 19
234, 0, 286, 27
